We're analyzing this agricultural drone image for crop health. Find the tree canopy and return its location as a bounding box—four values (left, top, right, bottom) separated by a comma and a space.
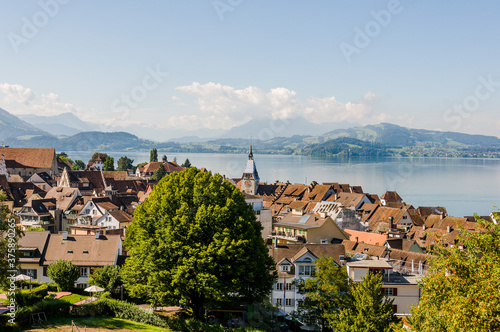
47, 260, 79, 291
103, 157, 115, 171
88, 265, 122, 296
121, 168, 276, 319
71, 159, 86, 170
117, 156, 134, 172
90, 152, 109, 162
181, 158, 192, 168
150, 148, 158, 162
298, 256, 398, 332
151, 163, 167, 181
406, 213, 500, 332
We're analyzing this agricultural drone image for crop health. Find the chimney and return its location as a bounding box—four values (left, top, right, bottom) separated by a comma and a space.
95, 231, 101, 240
389, 217, 394, 230
447, 225, 452, 233
62, 231, 68, 240
423, 224, 426, 231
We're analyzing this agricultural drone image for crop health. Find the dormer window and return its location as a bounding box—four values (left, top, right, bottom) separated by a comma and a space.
281, 265, 290, 272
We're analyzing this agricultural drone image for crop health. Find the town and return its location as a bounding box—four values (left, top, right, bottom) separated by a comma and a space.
0, 145, 497, 331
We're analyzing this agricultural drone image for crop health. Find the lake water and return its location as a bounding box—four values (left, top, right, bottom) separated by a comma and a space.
67, 151, 500, 218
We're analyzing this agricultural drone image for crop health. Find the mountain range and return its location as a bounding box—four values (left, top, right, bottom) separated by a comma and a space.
1, 107, 499, 157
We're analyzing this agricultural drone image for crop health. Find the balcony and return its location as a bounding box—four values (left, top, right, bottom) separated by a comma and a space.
271, 231, 306, 243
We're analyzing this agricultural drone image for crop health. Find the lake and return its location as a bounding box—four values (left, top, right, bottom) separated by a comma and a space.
67, 151, 500, 218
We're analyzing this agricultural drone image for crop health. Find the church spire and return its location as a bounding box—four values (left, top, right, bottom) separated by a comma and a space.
248, 144, 253, 159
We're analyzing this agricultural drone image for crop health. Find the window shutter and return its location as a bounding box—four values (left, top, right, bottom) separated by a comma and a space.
393, 288, 398, 296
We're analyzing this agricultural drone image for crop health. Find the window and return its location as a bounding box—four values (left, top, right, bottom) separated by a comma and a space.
276, 283, 283, 291
383, 288, 398, 296
285, 298, 293, 306
80, 267, 89, 277
256, 210, 260, 215
281, 265, 290, 272
21, 269, 37, 279
285, 283, 293, 291
299, 265, 315, 276
275, 298, 282, 306
43, 266, 47, 277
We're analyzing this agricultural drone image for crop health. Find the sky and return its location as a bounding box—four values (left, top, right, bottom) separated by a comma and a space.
0, 1, 499, 140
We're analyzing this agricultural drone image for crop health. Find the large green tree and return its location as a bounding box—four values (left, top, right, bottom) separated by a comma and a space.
121, 168, 276, 319
150, 148, 158, 162
405, 214, 500, 332
90, 152, 109, 162
298, 257, 398, 332
297, 257, 351, 330
0, 191, 22, 288
88, 265, 122, 296
331, 273, 398, 332
117, 156, 134, 172
47, 260, 79, 291
103, 157, 115, 171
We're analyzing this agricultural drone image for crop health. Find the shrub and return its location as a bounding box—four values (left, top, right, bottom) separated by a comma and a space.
47, 260, 79, 291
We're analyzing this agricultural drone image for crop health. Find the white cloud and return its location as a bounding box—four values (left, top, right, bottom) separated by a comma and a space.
174, 82, 379, 130
0, 83, 36, 105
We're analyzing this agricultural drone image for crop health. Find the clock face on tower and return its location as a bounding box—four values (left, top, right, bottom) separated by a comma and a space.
245, 180, 252, 187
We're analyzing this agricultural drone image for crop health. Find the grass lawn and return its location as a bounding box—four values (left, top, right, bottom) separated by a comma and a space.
25, 316, 170, 331
56, 293, 90, 304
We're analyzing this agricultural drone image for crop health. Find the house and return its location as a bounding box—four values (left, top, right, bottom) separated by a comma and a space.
77, 198, 132, 230
243, 192, 272, 239
367, 206, 414, 233
384, 238, 424, 253
272, 211, 349, 245
346, 258, 422, 316
27, 172, 56, 191
135, 160, 184, 178
40, 232, 123, 288
18, 198, 61, 233
344, 229, 388, 246
0, 148, 60, 177
327, 192, 371, 210
44, 187, 83, 232
18, 231, 50, 282
87, 157, 104, 171
380, 191, 403, 206
268, 243, 345, 314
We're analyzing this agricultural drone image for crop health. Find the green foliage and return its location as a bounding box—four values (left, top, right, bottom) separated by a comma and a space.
330, 273, 398, 332
151, 163, 167, 180
181, 158, 192, 168
122, 168, 276, 319
47, 260, 79, 291
15, 297, 72, 328
117, 156, 134, 172
0, 190, 23, 288
136, 161, 148, 169
72, 159, 86, 170
298, 257, 398, 332
57, 151, 73, 165
14, 283, 56, 306
25, 226, 44, 231
88, 265, 122, 296
104, 156, 115, 171
297, 257, 351, 329
91, 152, 109, 162
406, 213, 500, 332
150, 148, 158, 162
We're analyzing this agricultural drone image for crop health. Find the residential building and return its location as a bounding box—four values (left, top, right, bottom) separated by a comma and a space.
268, 244, 345, 314
40, 232, 123, 288
18, 198, 61, 233
18, 231, 50, 282
0, 147, 60, 177
244, 192, 272, 239
346, 258, 422, 316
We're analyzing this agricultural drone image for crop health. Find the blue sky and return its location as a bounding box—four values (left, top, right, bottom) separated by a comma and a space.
1, 1, 499, 140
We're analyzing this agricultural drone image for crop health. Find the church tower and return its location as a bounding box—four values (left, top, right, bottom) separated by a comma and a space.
241, 145, 260, 195
0, 154, 8, 181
